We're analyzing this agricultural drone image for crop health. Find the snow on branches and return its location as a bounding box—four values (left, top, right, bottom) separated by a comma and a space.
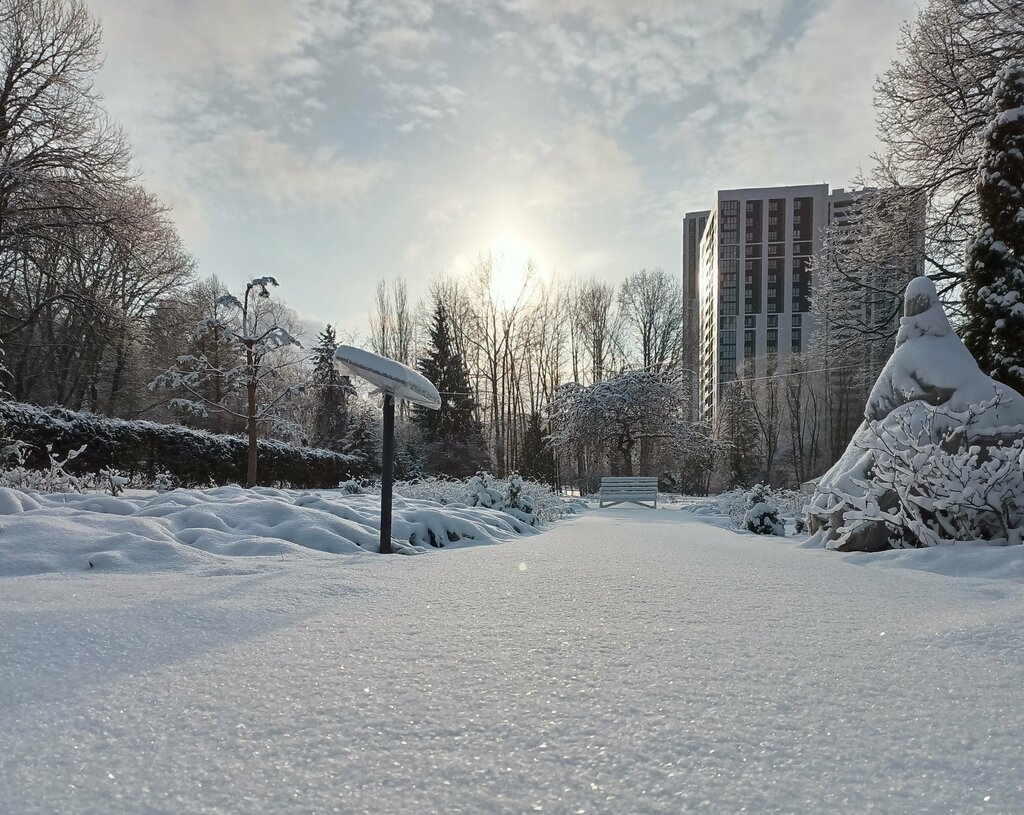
548, 369, 707, 477
808, 276, 1024, 550
812, 397, 1024, 548
150, 277, 305, 487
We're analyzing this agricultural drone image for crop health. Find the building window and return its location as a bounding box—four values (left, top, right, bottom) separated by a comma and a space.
744, 330, 756, 356
744, 315, 756, 328
767, 315, 778, 328
792, 314, 801, 327
792, 329, 802, 352
767, 329, 778, 353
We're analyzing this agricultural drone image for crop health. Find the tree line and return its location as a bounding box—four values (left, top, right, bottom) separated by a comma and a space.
1, 0, 1021, 495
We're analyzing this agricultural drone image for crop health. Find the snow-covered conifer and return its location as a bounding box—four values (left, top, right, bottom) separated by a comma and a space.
309, 324, 354, 450
963, 62, 1024, 392
414, 299, 489, 477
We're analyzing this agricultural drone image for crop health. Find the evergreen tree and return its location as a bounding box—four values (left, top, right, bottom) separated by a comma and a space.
341, 401, 380, 479
718, 381, 760, 488
962, 63, 1024, 393
414, 300, 490, 477
520, 410, 557, 486
309, 324, 353, 450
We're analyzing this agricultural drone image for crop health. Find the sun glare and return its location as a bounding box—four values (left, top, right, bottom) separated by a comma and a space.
489, 233, 537, 305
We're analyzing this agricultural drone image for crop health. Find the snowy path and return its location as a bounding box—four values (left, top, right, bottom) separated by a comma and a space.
3, 507, 1024, 814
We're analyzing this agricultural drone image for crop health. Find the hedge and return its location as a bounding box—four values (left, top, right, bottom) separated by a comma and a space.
0, 400, 364, 488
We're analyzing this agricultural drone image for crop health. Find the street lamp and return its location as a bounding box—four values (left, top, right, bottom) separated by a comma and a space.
333, 345, 441, 554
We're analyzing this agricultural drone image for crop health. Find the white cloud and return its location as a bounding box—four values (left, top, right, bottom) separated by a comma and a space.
526, 122, 642, 210
228, 130, 393, 207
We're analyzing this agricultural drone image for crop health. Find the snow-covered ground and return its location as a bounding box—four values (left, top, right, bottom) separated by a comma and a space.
3, 504, 1024, 813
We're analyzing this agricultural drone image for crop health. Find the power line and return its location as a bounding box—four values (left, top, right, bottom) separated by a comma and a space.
721, 361, 873, 386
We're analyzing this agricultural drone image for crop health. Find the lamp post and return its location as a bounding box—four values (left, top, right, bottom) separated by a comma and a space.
333, 345, 440, 555
379, 393, 396, 553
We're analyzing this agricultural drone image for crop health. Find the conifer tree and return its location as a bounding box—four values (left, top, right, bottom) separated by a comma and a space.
340, 401, 379, 479
520, 410, 556, 485
309, 324, 353, 449
962, 63, 1024, 393
414, 300, 489, 476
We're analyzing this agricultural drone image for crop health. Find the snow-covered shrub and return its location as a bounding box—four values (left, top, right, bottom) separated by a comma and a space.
691, 484, 804, 535
389, 472, 572, 524
0, 400, 364, 488
690, 488, 747, 527
99, 467, 129, 496
337, 479, 363, 494
153, 470, 176, 494
743, 483, 785, 535
809, 276, 1024, 550
813, 398, 1024, 548
467, 471, 505, 509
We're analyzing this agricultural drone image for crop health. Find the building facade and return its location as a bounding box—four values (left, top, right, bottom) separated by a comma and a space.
681, 209, 710, 359
696, 184, 831, 421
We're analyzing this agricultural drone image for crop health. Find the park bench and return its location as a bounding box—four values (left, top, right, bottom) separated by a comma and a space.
598, 477, 659, 509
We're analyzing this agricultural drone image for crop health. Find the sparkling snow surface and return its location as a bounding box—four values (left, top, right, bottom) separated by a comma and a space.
3, 506, 1024, 814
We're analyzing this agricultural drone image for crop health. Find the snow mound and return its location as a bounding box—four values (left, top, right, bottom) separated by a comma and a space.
0, 486, 541, 578
808, 277, 1024, 551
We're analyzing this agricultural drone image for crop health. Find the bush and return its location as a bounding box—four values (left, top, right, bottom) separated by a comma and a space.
743, 483, 785, 535
810, 398, 1024, 548
691, 484, 804, 536
0, 400, 363, 488
389, 472, 574, 525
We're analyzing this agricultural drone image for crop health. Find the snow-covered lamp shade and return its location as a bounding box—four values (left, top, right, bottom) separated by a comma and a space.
333, 345, 441, 409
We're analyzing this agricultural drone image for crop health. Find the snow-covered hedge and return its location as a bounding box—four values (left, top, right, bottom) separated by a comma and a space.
808, 277, 1024, 550
0, 400, 364, 488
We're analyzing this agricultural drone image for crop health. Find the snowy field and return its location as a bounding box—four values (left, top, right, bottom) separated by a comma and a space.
3, 502, 1024, 814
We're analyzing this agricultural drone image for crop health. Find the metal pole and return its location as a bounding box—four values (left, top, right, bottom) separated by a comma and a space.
380, 392, 395, 555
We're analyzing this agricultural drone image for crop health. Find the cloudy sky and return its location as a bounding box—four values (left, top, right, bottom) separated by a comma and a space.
88, 0, 916, 337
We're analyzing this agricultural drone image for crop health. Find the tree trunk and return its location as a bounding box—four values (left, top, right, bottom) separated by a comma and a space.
246, 343, 258, 488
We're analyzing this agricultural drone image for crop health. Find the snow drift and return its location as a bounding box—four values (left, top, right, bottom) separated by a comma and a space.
807, 276, 1024, 550
0, 486, 543, 578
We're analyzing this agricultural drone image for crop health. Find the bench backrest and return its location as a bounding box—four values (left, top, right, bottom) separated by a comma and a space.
600, 477, 658, 493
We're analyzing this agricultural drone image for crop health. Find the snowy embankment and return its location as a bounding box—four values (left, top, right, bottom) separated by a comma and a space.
2, 506, 1023, 814
0, 485, 545, 577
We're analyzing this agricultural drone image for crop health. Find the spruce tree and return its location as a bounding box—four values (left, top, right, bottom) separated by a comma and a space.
415, 302, 478, 440
310, 324, 353, 450
341, 402, 379, 479
520, 410, 557, 485
962, 63, 1024, 393
414, 301, 490, 477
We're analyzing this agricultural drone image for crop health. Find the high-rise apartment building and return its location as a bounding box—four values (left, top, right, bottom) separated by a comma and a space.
681, 209, 710, 356
695, 184, 832, 421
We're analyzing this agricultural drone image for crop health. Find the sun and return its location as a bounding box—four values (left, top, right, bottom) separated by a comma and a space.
489, 233, 537, 305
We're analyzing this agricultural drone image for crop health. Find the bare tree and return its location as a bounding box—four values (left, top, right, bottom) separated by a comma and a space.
0, 0, 130, 256
783, 354, 823, 485
618, 268, 684, 372
740, 357, 783, 484
871, 0, 1024, 283
573, 278, 620, 385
